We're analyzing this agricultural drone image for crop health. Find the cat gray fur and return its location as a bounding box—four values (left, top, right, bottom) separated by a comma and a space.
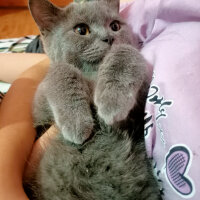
30, 0, 145, 144
26, 103, 162, 200
25, 0, 162, 199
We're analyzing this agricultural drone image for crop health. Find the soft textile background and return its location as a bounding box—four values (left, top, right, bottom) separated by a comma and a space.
121, 0, 200, 199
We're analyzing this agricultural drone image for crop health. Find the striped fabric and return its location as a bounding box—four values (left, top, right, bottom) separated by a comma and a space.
0, 91, 5, 104
0, 35, 36, 53
0, 35, 36, 104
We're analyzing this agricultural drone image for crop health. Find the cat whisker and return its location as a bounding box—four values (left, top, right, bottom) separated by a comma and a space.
82, 47, 107, 62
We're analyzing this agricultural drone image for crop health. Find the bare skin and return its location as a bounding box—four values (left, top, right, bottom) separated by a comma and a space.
0, 53, 48, 83
0, 55, 56, 199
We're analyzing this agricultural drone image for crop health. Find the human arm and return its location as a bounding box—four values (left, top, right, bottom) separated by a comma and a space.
0, 53, 47, 83
0, 58, 49, 199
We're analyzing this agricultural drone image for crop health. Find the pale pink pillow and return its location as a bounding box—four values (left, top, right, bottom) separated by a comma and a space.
120, 0, 200, 199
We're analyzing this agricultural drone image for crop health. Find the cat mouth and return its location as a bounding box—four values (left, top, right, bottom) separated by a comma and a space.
81, 45, 109, 64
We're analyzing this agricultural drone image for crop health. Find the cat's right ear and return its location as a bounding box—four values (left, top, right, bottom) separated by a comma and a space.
74, 0, 119, 12
29, 0, 62, 33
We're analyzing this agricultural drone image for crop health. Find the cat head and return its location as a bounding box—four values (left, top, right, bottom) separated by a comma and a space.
29, 0, 135, 66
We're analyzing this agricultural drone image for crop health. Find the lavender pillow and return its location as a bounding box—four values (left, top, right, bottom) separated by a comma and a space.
121, 0, 200, 199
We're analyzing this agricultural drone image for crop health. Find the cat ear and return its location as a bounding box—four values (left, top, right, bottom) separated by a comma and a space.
74, 0, 119, 12
104, 0, 119, 12
29, 0, 62, 32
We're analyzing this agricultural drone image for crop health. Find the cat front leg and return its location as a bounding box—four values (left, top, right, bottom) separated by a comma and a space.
46, 64, 94, 144
94, 44, 147, 124
33, 82, 53, 127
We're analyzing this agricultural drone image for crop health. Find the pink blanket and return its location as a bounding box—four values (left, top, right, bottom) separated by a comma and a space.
120, 0, 200, 199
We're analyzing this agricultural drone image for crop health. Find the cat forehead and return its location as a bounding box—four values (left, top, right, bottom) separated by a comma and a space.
64, 2, 120, 25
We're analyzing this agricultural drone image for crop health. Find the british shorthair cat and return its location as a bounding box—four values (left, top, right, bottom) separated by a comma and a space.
25, 0, 162, 199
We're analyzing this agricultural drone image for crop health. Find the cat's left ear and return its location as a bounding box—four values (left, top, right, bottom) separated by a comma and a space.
74, 0, 119, 12
104, 0, 119, 12
29, 0, 62, 33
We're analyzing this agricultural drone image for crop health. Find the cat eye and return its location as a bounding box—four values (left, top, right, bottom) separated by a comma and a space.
74, 24, 90, 35
110, 21, 121, 32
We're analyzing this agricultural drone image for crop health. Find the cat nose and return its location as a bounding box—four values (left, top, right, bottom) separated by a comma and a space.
102, 37, 114, 45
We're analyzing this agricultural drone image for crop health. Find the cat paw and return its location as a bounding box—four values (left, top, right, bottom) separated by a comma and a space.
94, 86, 136, 125
61, 114, 94, 144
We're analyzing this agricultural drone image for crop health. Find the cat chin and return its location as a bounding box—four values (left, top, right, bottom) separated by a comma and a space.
81, 57, 105, 66
81, 46, 110, 64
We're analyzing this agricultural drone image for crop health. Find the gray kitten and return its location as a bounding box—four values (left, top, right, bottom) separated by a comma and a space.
25, 0, 162, 199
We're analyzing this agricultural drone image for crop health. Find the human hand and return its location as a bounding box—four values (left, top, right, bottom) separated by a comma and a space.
24, 125, 58, 181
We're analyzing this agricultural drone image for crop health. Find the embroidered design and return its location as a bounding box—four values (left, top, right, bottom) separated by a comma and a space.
144, 84, 173, 138
147, 85, 173, 120
165, 145, 195, 198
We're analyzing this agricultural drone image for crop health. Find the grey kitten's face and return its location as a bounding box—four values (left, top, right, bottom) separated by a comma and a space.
29, 0, 134, 66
